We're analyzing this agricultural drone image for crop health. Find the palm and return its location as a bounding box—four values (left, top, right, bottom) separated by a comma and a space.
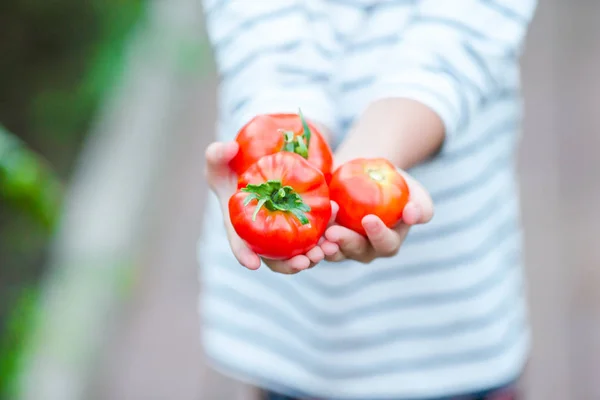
205, 141, 336, 274
324, 168, 434, 263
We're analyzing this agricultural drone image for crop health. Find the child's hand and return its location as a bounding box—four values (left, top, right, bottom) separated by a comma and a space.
205, 141, 339, 274
322, 170, 434, 263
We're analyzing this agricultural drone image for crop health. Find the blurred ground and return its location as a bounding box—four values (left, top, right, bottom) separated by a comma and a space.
94, 1, 600, 399
92, 77, 259, 400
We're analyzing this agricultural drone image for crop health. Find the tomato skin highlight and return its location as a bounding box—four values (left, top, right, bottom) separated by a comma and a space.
229, 152, 332, 260
229, 112, 334, 182
329, 158, 410, 236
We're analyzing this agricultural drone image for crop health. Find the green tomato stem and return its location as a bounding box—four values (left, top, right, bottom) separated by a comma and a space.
241, 179, 311, 225
278, 109, 312, 159
298, 108, 311, 147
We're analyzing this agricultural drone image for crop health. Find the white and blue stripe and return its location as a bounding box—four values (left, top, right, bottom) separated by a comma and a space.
199, 0, 536, 398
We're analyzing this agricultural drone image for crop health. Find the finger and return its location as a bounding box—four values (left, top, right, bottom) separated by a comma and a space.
400, 202, 422, 226
392, 223, 412, 243
231, 237, 261, 270
306, 246, 325, 269
328, 201, 339, 226
320, 240, 340, 257
324, 250, 346, 262
306, 246, 325, 264
397, 170, 434, 224
224, 214, 261, 270
205, 141, 239, 166
286, 254, 313, 271
205, 141, 239, 174
206, 142, 240, 198
265, 255, 311, 274
362, 215, 402, 257
325, 225, 370, 259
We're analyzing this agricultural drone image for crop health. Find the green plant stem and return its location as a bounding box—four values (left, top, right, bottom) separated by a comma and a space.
241, 179, 311, 224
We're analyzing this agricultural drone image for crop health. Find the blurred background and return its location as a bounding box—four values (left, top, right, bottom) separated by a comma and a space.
0, 0, 598, 399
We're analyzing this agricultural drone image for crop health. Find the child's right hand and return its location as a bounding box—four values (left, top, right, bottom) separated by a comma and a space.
204, 141, 338, 274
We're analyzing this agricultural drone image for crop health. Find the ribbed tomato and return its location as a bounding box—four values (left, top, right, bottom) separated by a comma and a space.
229, 111, 333, 182
229, 152, 331, 260
329, 158, 410, 236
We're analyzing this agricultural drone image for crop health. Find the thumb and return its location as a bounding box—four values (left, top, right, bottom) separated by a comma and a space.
362, 215, 403, 257
204, 141, 240, 197
396, 169, 434, 225
205, 141, 239, 178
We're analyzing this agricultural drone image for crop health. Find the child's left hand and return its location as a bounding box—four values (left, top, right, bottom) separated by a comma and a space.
321, 170, 434, 263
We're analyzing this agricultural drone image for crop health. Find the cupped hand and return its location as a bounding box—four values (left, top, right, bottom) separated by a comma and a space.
323, 169, 434, 263
204, 141, 339, 274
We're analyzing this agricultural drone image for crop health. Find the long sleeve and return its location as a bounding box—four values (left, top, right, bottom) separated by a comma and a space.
365, 0, 537, 145
202, 0, 337, 133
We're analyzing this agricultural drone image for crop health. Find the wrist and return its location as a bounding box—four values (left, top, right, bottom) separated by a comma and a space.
335, 98, 445, 170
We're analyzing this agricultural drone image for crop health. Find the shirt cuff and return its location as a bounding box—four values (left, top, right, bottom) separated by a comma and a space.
361, 69, 466, 146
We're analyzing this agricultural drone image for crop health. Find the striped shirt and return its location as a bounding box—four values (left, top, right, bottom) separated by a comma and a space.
198, 1, 537, 399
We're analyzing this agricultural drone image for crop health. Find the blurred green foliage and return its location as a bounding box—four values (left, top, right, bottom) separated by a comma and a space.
0, 287, 38, 400
0, 0, 145, 397
0, 0, 145, 174
0, 126, 63, 230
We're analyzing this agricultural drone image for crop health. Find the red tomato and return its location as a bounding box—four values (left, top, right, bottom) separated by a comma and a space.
229, 152, 331, 260
229, 111, 334, 182
329, 158, 410, 236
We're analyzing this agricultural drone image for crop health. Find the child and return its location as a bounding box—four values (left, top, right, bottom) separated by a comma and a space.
199, 1, 537, 399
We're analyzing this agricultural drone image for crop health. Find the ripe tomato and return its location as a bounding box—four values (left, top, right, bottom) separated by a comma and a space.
229, 152, 331, 260
229, 111, 334, 182
329, 158, 410, 236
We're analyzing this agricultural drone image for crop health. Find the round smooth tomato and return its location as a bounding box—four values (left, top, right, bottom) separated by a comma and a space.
229, 152, 331, 260
329, 158, 410, 236
229, 111, 333, 182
